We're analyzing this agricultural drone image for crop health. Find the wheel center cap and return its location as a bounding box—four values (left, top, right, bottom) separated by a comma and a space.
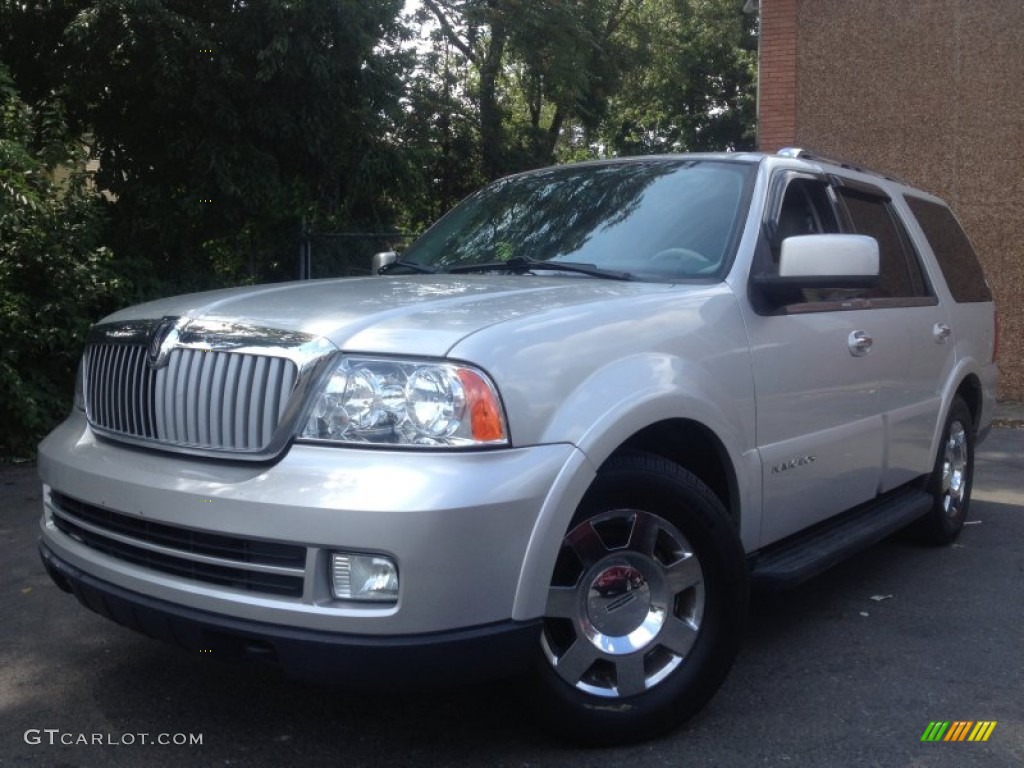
586, 564, 651, 637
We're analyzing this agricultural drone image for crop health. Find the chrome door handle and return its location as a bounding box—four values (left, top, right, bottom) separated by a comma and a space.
848, 330, 873, 357
933, 323, 952, 343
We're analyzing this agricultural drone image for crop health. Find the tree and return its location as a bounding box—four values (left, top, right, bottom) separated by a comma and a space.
3, 0, 409, 290
599, 0, 757, 156
409, 0, 754, 183
0, 62, 125, 456
384, 30, 485, 228
418, 0, 643, 178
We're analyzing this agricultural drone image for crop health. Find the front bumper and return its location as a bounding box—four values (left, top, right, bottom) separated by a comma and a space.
38, 412, 586, 641
39, 542, 540, 686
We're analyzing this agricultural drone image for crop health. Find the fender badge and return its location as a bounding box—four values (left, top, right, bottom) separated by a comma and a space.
771, 455, 816, 474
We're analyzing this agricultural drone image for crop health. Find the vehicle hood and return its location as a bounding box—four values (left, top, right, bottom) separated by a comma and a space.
100, 275, 681, 357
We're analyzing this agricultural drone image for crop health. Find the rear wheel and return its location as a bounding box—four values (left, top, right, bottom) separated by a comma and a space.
527, 453, 748, 744
910, 396, 975, 544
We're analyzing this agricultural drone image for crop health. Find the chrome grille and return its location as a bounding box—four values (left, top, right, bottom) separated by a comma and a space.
50, 492, 306, 598
85, 343, 298, 452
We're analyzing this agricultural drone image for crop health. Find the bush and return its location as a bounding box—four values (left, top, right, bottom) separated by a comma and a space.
0, 65, 128, 458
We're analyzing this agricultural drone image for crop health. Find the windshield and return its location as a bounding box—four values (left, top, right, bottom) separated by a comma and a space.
400, 159, 755, 281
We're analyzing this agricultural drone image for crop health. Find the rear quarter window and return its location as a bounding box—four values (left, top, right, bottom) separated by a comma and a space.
905, 196, 992, 302
837, 187, 928, 299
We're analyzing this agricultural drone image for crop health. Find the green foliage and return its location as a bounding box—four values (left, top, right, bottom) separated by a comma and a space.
0, 63, 126, 457
388, 34, 486, 228
409, 0, 755, 184
417, 0, 641, 178
4, 0, 409, 291
600, 0, 758, 155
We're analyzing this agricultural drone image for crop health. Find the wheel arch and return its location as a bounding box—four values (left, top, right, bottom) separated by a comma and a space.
610, 418, 740, 530
512, 411, 755, 623
927, 364, 988, 463
954, 372, 983, 430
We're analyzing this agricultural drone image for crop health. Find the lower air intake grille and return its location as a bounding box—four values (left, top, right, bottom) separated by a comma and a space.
50, 492, 306, 598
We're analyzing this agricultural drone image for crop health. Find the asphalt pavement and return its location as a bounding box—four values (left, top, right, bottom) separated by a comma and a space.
1, 427, 1022, 767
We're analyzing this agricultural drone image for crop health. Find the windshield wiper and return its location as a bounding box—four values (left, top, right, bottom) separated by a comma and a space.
378, 259, 437, 275
447, 255, 633, 281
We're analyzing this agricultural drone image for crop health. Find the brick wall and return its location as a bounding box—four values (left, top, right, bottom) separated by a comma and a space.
756, 0, 797, 151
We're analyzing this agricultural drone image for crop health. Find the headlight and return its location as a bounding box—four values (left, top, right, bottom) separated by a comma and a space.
300, 356, 508, 447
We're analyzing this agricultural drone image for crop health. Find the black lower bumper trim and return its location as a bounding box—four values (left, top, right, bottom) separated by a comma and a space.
39, 542, 540, 689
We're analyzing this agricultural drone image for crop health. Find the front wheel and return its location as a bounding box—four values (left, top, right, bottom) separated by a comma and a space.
526, 453, 748, 745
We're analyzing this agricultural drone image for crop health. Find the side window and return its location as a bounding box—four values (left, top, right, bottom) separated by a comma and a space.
773, 179, 838, 255
752, 176, 846, 311
836, 187, 929, 300
905, 196, 992, 302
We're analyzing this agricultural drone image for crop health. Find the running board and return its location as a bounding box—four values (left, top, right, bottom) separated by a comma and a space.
749, 487, 933, 590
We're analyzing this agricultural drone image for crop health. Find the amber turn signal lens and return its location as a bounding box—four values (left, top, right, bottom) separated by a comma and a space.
457, 368, 507, 443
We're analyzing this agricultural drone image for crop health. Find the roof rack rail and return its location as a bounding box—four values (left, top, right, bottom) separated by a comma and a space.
774, 147, 909, 185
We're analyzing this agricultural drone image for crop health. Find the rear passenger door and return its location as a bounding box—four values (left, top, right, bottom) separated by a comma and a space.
832, 181, 952, 490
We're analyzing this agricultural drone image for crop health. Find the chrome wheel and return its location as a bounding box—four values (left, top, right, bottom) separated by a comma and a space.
528, 455, 747, 744
541, 509, 705, 698
908, 396, 974, 545
941, 420, 968, 519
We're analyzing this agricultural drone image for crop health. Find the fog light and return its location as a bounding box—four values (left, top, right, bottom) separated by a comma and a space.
331, 553, 398, 602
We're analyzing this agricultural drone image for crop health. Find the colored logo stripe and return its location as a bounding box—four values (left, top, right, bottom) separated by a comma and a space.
944, 721, 973, 741
968, 721, 998, 742
921, 722, 949, 741
921, 721, 997, 742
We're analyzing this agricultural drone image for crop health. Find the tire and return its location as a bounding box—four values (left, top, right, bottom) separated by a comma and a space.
907, 396, 976, 545
526, 453, 748, 745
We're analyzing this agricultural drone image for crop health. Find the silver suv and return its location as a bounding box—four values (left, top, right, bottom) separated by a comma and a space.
37, 149, 998, 743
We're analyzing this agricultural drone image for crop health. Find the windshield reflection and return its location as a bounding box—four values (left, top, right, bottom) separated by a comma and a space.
401, 159, 755, 281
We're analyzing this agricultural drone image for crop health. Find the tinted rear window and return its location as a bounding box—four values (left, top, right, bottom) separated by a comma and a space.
905, 196, 992, 302
838, 188, 928, 299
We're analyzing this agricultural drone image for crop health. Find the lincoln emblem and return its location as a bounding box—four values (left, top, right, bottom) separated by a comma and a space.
147, 316, 185, 369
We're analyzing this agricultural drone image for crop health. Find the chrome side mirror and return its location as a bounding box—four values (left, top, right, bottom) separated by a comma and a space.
371, 251, 398, 274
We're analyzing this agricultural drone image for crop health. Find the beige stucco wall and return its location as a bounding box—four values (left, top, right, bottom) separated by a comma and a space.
791, 0, 1024, 400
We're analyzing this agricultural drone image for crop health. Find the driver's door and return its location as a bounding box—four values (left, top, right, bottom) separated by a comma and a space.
744, 173, 889, 546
